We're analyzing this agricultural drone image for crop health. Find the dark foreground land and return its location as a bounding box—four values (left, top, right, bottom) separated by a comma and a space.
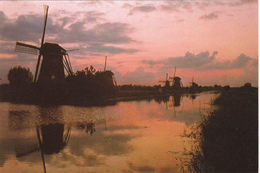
189, 87, 258, 172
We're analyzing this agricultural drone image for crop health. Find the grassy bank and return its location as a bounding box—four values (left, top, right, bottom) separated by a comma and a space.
188, 87, 258, 172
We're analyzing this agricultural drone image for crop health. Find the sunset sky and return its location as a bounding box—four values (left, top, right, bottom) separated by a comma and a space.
0, 0, 258, 87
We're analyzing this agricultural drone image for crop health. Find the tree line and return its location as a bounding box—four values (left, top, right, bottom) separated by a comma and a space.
0, 65, 117, 104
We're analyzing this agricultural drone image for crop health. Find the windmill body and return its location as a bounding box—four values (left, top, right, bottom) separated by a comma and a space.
159, 73, 171, 90
38, 43, 66, 86
171, 76, 182, 90
169, 67, 182, 90
189, 77, 200, 93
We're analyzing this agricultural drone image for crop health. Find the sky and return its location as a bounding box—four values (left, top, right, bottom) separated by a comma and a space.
0, 0, 258, 87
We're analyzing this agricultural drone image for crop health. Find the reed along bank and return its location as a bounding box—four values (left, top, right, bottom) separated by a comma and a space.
189, 86, 258, 172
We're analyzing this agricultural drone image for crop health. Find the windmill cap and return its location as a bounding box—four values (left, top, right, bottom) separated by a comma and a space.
41, 42, 67, 55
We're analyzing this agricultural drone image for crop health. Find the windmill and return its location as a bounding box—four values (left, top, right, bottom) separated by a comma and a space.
14, 5, 73, 88
159, 73, 171, 89
189, 77, 198, 87
169, 67, 182, 90
102, 55, 117, 86
189, 77, 199, 93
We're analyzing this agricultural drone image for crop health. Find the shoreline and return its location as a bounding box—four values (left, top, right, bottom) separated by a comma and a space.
188, 87, 258, 172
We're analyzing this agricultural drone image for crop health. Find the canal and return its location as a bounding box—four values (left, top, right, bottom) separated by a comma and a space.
0, 92, 219, 172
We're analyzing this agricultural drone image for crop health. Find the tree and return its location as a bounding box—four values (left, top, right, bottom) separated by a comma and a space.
7, 65, 33, 88
85, 65, 96, 77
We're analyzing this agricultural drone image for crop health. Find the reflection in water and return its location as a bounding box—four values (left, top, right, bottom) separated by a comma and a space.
154, 95, 169, 104
37, 107, 71, 155
37, 123, 71, 173
0, 92, 219, 172
173, 92, 181, 107
190, 94, 197, 100
153, 93, 182, 112
11, 107, 72, 173
39, 123, 70, 155
76, 121, 96, 135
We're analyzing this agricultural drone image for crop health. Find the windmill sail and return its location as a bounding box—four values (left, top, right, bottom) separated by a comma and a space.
35, 5, 49, 82
14, 42, 39, 55
41, 5, 49, 46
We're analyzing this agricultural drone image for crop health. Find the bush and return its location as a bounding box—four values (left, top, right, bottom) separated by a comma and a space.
7, 65, 33, 88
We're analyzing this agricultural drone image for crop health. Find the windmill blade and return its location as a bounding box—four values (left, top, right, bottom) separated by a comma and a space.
40, 5, 49, 47
34, 5, 49, 83
63, 63, 70, 75
34, 54, 42, 82
63, 55, 73, 75
36, 127, 47, 173
64, 54, 73, 75
15, 41, 39, 55
66, 48, 79, 52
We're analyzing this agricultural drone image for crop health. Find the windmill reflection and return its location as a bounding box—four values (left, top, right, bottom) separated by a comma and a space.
76, 121, 96, 135
10, 106, 71, 173
173, 92, 181, 107
37, 123, 71, 155
35, 122, 71, 173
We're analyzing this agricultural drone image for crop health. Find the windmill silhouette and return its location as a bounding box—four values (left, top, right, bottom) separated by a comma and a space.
189, 77, 198, 87
159, 73, 171, 90
14, 5, 73, 87
189, 77, 199, 93
169, 67, 182, 90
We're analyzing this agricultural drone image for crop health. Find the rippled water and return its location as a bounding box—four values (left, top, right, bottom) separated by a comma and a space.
0, 92, 219, 173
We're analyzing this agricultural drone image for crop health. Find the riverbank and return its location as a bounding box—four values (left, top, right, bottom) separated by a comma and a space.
0, 83, 219, 105
188, 87, 258, 172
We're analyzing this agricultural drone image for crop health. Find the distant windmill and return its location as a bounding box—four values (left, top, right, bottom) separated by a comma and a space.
189, 77, 199, 93
189, 77, 198, 87
159, 73, 171, 89
14, 5, 73, 86
169, 67, 182, 90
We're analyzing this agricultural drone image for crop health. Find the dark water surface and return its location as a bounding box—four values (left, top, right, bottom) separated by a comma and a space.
0, 92, 219, 173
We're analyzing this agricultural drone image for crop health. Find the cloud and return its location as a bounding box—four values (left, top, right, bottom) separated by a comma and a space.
0, 11, 140, 56
57, 10, 106, 24
0, 11, 7, 24
242, 58, 258, 86
166, 51, 218, 68
128, 4, 157, 15
122, 3, 133, 9
0, 14, 44, 42
85, 43, 140, 55
83, 11, 106, 23
119, 67, 154, 84
229, 0, 257, 6
142, 51, 218, 69
142, 51, 255, 72
200, 12, 218, 20
201, 53, 253, 70
194, 1, 211, 9
54, 22, 136, 45
54, 21, 141, 55
0, 42, 16, 54
0, 11, 62, 44
160, 1, 193, 13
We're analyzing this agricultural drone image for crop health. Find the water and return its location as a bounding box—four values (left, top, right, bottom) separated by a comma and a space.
0, 92, 219, 173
